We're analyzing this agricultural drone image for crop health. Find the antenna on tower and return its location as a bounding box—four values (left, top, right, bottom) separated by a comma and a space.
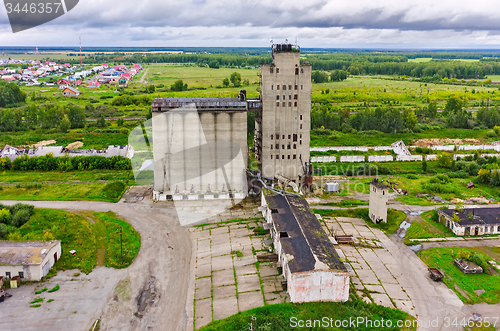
35, 40, 38, 55
79, 36, 82, 66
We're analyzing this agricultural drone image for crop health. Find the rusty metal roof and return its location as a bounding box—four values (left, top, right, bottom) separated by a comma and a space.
0, 241, 60, 266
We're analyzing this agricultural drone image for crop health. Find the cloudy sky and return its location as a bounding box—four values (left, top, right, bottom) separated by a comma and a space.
1, 0, 500, 49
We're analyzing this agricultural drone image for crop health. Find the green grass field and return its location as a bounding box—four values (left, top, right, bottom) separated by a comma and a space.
0, 181, 127, 202
200, 299, 416, 331
419, 247, 500, 304
404, 210, 455, 243
7, 209, 140, 274
0, 170, 133, 183
408, 58, 433, 63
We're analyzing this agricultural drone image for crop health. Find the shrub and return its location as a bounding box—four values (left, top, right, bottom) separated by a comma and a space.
457, 250, 473, 261
487, 130, 497, 138
406, 174, 418, 179
472, 253, 489, 274
448, 170, 469, 178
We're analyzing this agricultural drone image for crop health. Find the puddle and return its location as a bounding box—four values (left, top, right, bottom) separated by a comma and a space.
408, 244, 422, 253
408, 211, 423, 216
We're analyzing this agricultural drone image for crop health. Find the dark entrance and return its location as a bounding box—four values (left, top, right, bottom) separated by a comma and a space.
54, 252, 58, 263
465, 227, 470, 236
474, 227, 479, 236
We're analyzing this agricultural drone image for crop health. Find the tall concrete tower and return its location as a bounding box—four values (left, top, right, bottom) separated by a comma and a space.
255, 44, 312, 185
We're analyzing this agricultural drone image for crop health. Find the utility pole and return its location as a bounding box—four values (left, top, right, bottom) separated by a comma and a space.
120, 227, 123, 260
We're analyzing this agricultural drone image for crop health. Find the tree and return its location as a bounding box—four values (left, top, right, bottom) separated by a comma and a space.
59, 114, 71, 133
404, 111, 418, 131
171, 80, 187, 91
97, 114, 107, 128
67, 104, 86, 129
23, 105, 39, 129
436, 153, 453, 168
145, 84, 155, 93
230, 72, 242, 87
426, 102, 438, 118
331, 70, 347, 82
311, 70, 329, 83
422, 158, 428, 173
222, 77, 230, 87
444, 95, 466, 116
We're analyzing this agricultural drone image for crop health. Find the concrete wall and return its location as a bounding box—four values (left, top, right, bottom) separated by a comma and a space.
152, 108, 247, 196
368, 155, 393, 162
289, 270, 349, 303
310, 156, 336, 163
396, 155, 423, 161
369, 184, 388, 223
339, 155, 365, 163
260, 48, 311, 182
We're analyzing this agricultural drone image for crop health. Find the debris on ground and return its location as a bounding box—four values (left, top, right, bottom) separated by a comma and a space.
66, 141, 83, 150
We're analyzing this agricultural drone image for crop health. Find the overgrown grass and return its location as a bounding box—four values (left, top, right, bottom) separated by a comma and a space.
199, 298, 416, 331
0, 182, 127, 202
314, 208, 406, 235
0, 170, 134, 183
320, 198, 368, 207
419, 247, 500, 304
93, 212, 141, 268
7, 209, 140, 275
404, 210, 456, 243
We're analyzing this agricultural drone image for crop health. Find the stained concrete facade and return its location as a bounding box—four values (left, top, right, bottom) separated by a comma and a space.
369, 179, 389, 223
0, 241, 61, 281
438, 207, 500, 236
261, 193, 350, 303
255, 44, 312, 184
151, 99, 248, 199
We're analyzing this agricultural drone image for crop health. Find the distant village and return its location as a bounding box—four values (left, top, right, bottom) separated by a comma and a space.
0, 58, 143, 97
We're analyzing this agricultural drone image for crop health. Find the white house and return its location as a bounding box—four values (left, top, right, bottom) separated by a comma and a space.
0, 241, 61, 281
438, 207, 500, 236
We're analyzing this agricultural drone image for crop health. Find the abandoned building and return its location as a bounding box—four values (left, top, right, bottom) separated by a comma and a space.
150, 43, 312, 200
254, 43, 312, 184
438, 207, 500, 236
261, 193, 350, 303
369, 179, 389, 223
150, 97, 253, 200
0, 241, 61, 281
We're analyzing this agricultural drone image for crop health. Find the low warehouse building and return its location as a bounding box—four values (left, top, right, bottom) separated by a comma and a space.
261, 193, 350, 303
0, 241, 61, 281
438, 208, 500, 236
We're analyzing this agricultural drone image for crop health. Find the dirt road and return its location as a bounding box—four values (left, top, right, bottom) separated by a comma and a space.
0, 200, 192, 331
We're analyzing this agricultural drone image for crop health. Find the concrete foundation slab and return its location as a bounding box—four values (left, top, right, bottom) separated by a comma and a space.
213, 295, 238, 321
195, 277, 212, 300
212, 255, 233, 271
195, 298, 212, 329
212, 269, 235, 287
237, 273, 261, 293
213, 285, 236, 299
238, 291, 265, 312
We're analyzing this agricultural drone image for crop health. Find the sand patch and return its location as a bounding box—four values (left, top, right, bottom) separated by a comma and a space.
413, 138, 480, 147
30, 140, 56, 148
66, 141, 83, 150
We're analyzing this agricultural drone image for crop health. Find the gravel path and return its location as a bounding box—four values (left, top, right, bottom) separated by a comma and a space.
0, 200, 192, 331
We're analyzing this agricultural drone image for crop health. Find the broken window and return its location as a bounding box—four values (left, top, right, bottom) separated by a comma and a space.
288, 102, 292, 107
271, 135, 273, 139
276, 95, 279, 100
288, 155, 290, 159
300, 140, 302, 145
276, 154, 279, 159
271, 145, 273, 150
282, 102, 285, 107
271, 85, 273, 90
294, 102, 297, 107
294, 85, 298, 90
270, 67, 274, 74
301, 85, 303, 90
280, 231, 289, 238
283, 85, 286, 90
300, 134, 302, 138
300, 68, 304, 73
300, 115, 302, 120
289, 95, 292, 100
295, 68, 299, 75
270, 155, 273, 159
277, 68, 280, 73
18, 271, 24, 279
293, 144, 296, 149
276, 144, 279, 149
271, 208, 278, 213
282, 145, 285, 149
288, 134, 291, 139
6, 272, 11, 278
300, 124, 303, 129
276, 102, 280, 107
293, 154, 296, 159
293, 134, 297, 142
287, 145, 291, 149
282, 155, 284, 159
289, 85, 292, 90
282, 95, 285, 100
277, 85, 280, 90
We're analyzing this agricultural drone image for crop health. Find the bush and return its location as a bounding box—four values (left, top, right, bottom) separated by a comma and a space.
11, 209, 31, 228
457, 250, 473, 261
487, 130, 497, 138
472, 253, 489, 274
406, 174, 418, 179
448, 170, 469, 178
